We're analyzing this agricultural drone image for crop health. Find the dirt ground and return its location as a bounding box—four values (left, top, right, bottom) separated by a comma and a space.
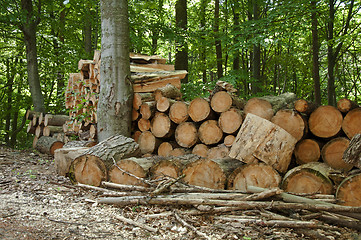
0, 145, 360, 240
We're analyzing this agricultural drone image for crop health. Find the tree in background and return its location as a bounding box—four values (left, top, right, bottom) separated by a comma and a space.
175, 0, 188, 83
97, 0, 133, 141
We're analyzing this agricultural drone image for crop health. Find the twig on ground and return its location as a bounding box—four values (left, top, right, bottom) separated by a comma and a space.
174, 211, 211, 240
151, 174, 185, 196
115, 215, 158, 232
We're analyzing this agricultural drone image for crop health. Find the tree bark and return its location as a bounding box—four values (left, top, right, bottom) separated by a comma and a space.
97, 0, 133, 141
311, 0, 321, 105
175, 0, 188, 83
214, 0, 223, 79
343, 133, 361, 169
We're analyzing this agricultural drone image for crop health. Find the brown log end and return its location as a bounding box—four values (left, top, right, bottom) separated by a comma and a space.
218, 108, 243, 134
206, 145, 229, 160
149, 159, 181, 180
188, 98, 211, 122
337, 98, 358, 113
321, 137, 353, 171
158, 142, 174, 157
244, 98, 273, 120
227, 163, 281, 191
151, 113, 174, 138
294, 139, 320, 165
138, 131, 160, 154
182, 158, 226, 189
224, 135, 236, 147
271, 109, 306, 141
191, 144, 209, 158
308, 105, 343, 138
175, 122, 198, 148
210, 91, 232, 113
169, 101, 189, 124
198, 120, 223, 145
336, 173, 361, 206
108, 159, 147, 186
342, 108, 361, 139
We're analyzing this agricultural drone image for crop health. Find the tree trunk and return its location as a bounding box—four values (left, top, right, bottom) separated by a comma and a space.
311, 0, 321, 105
97, 0, 133, 141
214, 0, 223, 79
229, 113, 297, 173
251, 0, 261, 94
21, 0, 45, 112
321, 137, 352, 171
341, 108, 361, 139
281, 162, 334, 195
228, 163, 281, 191
175, 0, 188, 83
308, 106, 343, 138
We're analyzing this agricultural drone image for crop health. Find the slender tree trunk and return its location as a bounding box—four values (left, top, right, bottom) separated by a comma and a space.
327, 0, 336, 106
175, 0, 188, 83
311, 0, 321, 105
97, 0, 133, 141
232, 0, 240, 73
252, 0, 261, 94
84, 11, 93, 58
21, 0, 45, 113
200, 0, 207, 82
5, 60, 13, 145
214, 0, 223, 79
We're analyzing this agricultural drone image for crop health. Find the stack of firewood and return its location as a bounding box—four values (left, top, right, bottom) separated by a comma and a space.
63, 51, 187, 142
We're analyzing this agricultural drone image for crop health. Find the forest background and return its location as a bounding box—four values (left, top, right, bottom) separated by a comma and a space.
0, 0, 360, 149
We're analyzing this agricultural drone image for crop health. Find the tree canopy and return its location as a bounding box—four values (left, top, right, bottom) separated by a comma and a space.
0, 0, 360, 148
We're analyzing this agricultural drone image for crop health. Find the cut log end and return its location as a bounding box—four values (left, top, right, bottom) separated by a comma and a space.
294, 139, 320, 165
342, 108, 361, 139
198, 120, 223, 145
244, 98, 273, 120
188, 98, 211, 122
210, 91, 232, 113
218, 108, 243, 134
70, 155, 107, 187
336, 173, 361, 206
175, 122, 198, 148
169, 101, 189, 124
321, 137, 352, 171
309, 106, 343, 138
108, 159, 147, 186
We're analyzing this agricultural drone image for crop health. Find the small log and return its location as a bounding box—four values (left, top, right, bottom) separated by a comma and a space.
342, 108, 361, 139
132, 130, 142, 143
188, 98, 213, 122
35, 136, 64, 155
132, 109, 139, 121
281, 162, 334, 195
149, 158, 182, 179
218, 108, 243, 134
140, 101, 156, 119
336, 173, 361, 206
27, 121, 36, 134
244, 97, 274, 120
150, 113, 174, 138
69, 135, 140, 186
153, 83, 182, 101
54, 147, 90, 176
294, 99, 318, 115
138, 131, 161, 154
156, 97, 176, 112
158, 142, 177, 157
44, 114, 69, 126
223, 135, 235, 147
198, 120, 223, 145
133, 93, 143, 110
229, 113, 297, 173
182, 158, 227, 189
321, 137, 353, 171
170, 148, 190, 157
108, 157, 154, 186
175, 122, 198, 148
169, 101, 189, 124
210, 91, 233, 113
138, 118, 151, 132
206, 145, 229, 160
191, 144, 209, 158
294, 139, 321, 165
35, 125, 43, 138
227, 163, 281, 191
343, 133, 361, 168
337, 98, 359, 113
308, 105, 343, 138
271, 109, 307, 141
43, 125, 64, 137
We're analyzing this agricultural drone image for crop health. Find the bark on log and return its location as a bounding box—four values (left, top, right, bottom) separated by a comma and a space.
108, 157, 154, 186
337, 98, 359, 113
153, 83, 182, 101
63, 140, 97, 148
175, 122, 198, 148
218, 108, 243, 134
342, 108, 361, 139
244, 97, 274, 120
336, 173, 361, 206
258, 92, 297, 113
308, 105, 343, 138
188, 98, 214, 122
43, 125, 64, 137
44, 114, 69, 126
140, 101, 156, 119
198, 120, 223, 145
35, 136, 64, 155
54, 147, 90, 176
271, 109, 307, 141
294, 139, 321, 165
206, 145, 229, 160
343, 133, 361, 169
169, 101, 189, 124
191, 144, 209, 158
227, 163, 281, 191
150, 113, 174, 138
69, 135, 140, 186
321, 137, 353, 171
294, 99, 318, 115
281, 162, 334, 195
138, 131, 161, 154
229, 113, 297, 173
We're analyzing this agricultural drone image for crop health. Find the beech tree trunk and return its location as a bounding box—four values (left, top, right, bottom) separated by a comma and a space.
35, 136, 64, 155
97, 0, 133, 141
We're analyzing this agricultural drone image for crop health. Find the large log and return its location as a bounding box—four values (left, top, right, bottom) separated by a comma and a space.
342, 108, 361, 139
258, 92, 297, 113
308, 105, 343, 138
69, 135, 140, 186
343, 133, 361, 169
150, 113, 174, 138
188, 98, 213, 122
281, 162, 334, 195
175, 122, 198, 148
244, 98, 274, 120
271, 109, 307, 141
210, 91, 242, 113
218, 108, 243, 134
336, 173, 361, 206
227, 163, 282, 191
294, 139, 321, 165
54, 147, 90, 176
153, 83, 182, 101
169, 101, 189, 124
198, 120, 223, 145
321, 137, 353, 171
43, 125, 64, 137
35, 136, 64, 155
229, 113, 297, 173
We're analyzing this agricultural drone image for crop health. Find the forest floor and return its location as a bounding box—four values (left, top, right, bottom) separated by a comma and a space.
0, 145, 360, 240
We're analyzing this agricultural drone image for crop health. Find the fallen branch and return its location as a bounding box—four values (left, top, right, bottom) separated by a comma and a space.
77, 183, 119, 193
174, 212, 211, 240
242, 188, 282, 201
151, 174, 185, 196
102, 181, 155, 192
115, 215, 158, 232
